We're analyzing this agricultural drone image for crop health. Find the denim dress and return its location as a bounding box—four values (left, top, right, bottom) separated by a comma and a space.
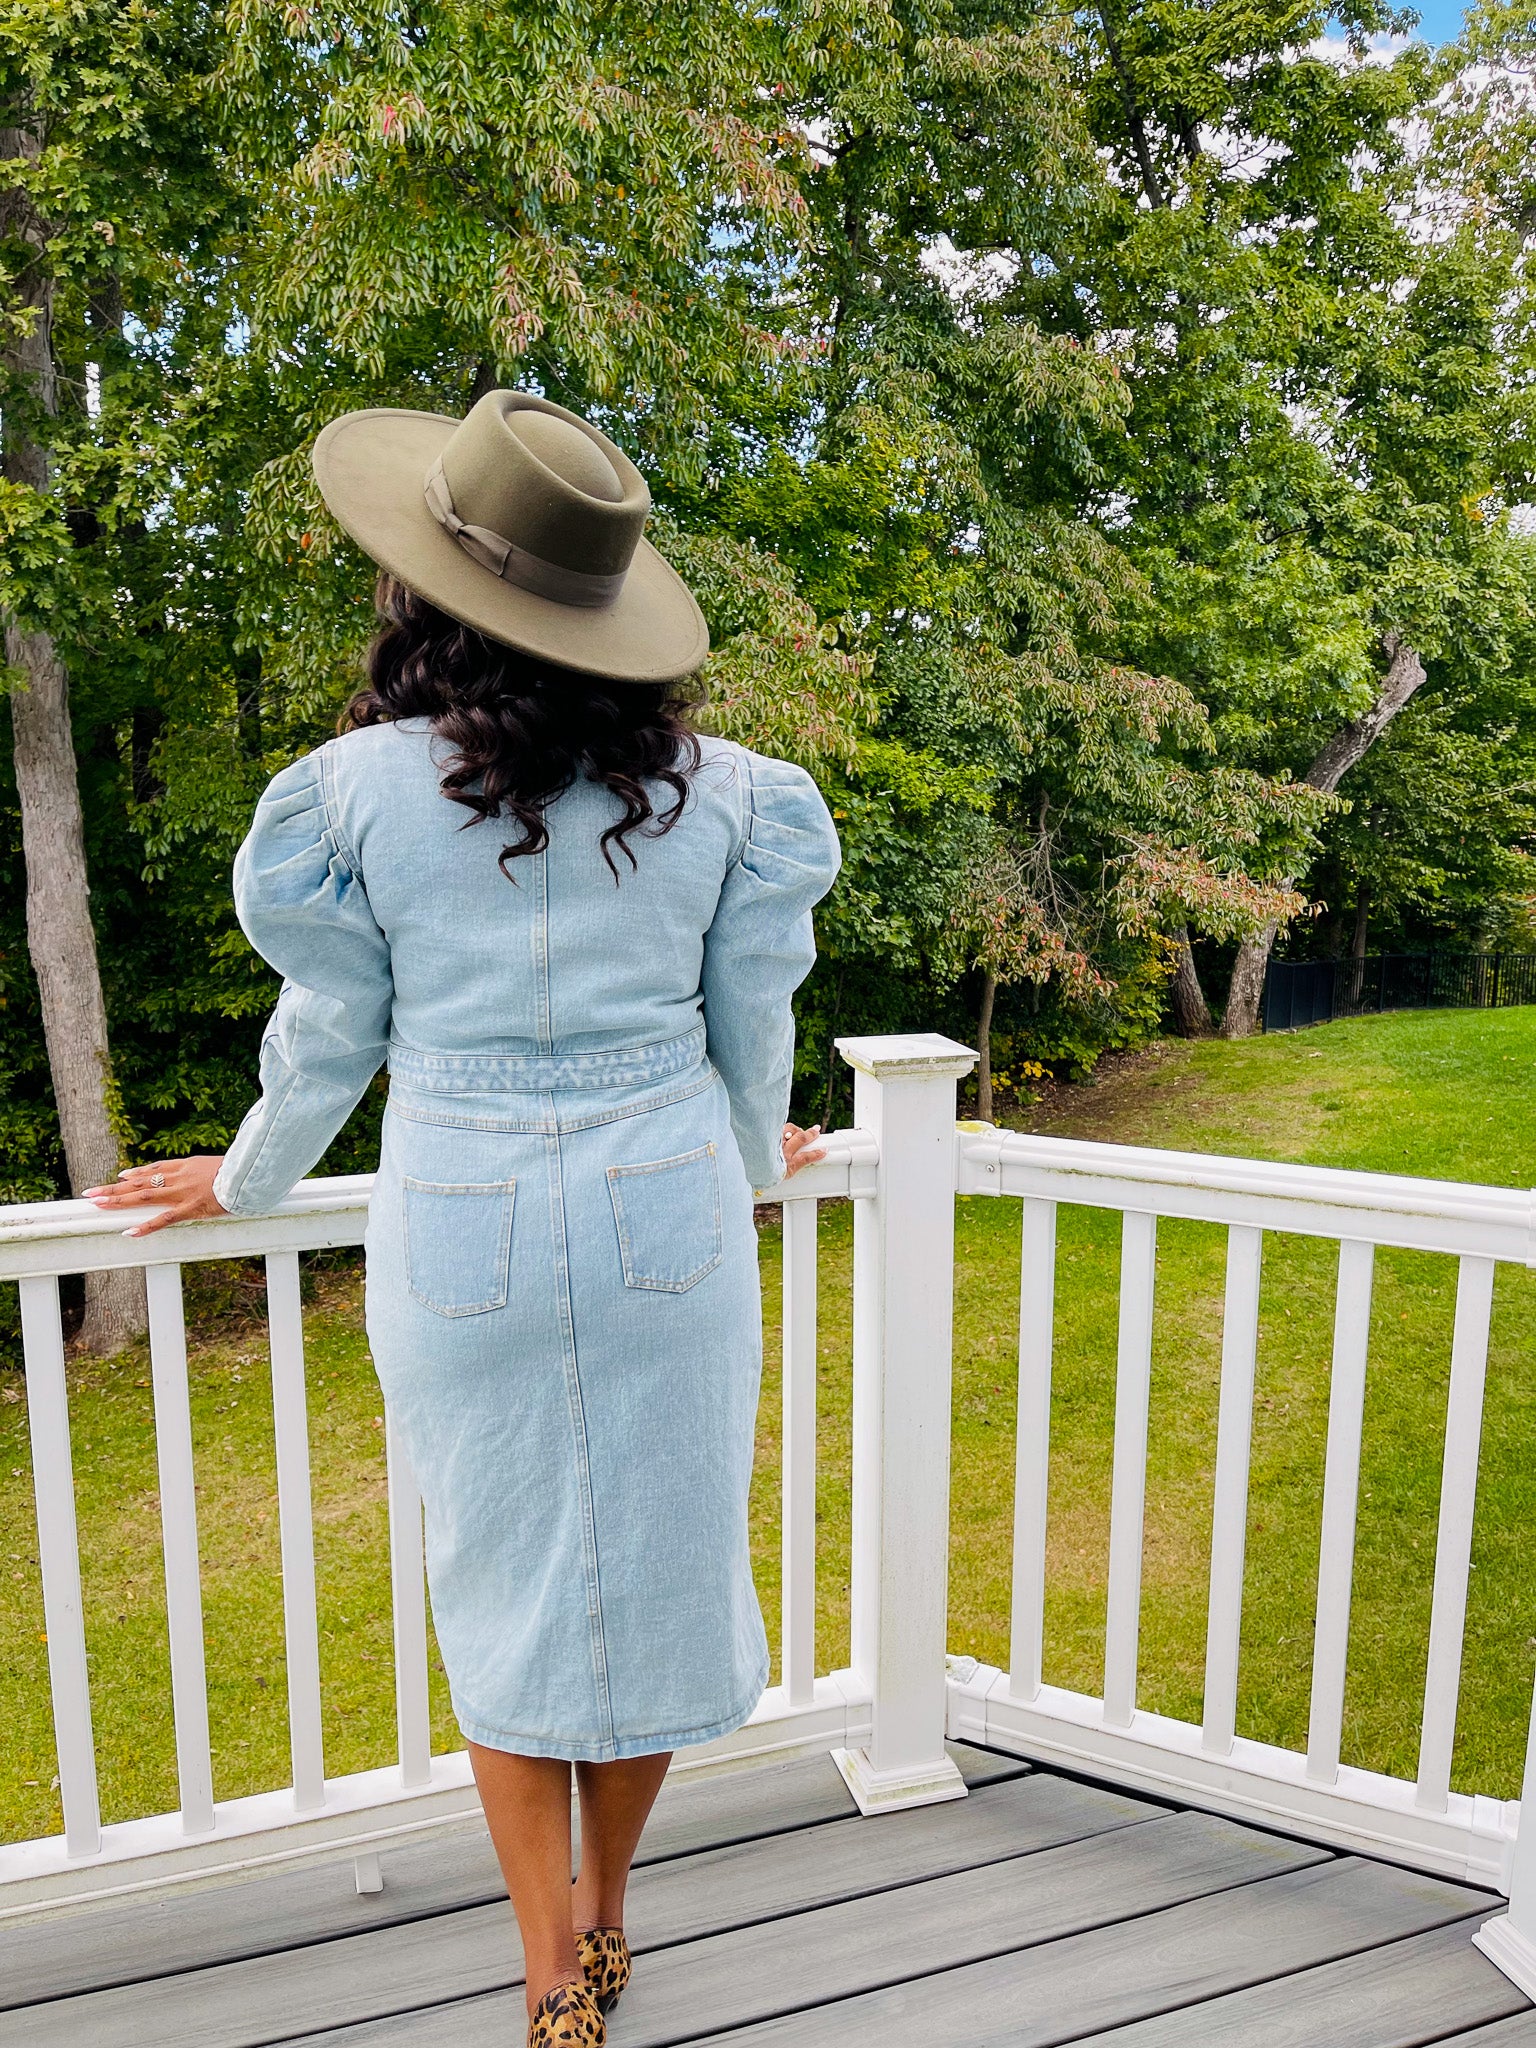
212, 721, 840, 1760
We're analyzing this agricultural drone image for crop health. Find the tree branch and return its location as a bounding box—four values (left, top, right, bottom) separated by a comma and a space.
1098, 9, 1165, 210
1302, 633, 1427, 794
1219, 632, 1427, 1038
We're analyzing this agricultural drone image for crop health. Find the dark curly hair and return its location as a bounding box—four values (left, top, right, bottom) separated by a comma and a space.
341, 574, 703, 881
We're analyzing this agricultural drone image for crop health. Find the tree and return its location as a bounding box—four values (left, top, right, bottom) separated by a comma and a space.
1167, 929, 1210, 1035
5, 0, 1531, 1334
1056, 0, 1536, 1032
951, 834, 1106, 1121
671, 0, 1324, 1103
1, 121, 122, 1268
1, 0, 232, 1350
1299, 579, 1536, 956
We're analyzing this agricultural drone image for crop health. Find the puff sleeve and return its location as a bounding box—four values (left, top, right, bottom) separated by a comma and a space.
212, 749, 394, 1218
701, 753, 841, 1192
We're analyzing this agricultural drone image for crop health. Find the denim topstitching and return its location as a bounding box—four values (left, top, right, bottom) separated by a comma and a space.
384, 1063, 720, 1137
319, 743, 366, 881
546, 1115, 616, 1755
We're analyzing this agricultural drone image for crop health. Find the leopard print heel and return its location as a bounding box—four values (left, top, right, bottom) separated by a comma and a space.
526, 1977, 606, 2046
576, 1927, 632, 2014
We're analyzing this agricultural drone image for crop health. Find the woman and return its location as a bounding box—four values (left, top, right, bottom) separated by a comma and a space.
86, 390, 840, 2047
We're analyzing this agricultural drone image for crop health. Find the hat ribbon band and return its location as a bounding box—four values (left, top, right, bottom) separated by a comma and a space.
424, 457, 626, 609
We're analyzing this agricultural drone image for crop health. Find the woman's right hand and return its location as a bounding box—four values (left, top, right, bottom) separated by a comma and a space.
781, 1124, 825, 1178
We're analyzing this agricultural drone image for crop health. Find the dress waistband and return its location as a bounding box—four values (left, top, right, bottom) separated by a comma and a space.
386, 1024, 708, 1094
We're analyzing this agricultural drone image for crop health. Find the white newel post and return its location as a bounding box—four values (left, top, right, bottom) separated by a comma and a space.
1474, 1666, 1536, 1995
832, 1032, 977, 1815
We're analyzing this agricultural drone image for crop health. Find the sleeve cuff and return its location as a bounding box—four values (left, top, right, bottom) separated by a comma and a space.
212, 1154, 273, 1219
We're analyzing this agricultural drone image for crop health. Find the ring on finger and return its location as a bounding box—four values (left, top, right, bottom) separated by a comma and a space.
149, 1173, 166, 1189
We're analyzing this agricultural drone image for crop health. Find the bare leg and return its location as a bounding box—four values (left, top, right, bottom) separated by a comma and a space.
468, 1742, 579, 2016
572, 1750, 673, 1931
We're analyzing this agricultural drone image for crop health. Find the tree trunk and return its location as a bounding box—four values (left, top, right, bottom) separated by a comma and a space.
1221, 918, 1279, 1040
976, 970, 997, 1122
1351, 883, 1370, 961
3, 118, 144, 1353
1168, 924, 1211, 1036
1220, 636, 1427, 1039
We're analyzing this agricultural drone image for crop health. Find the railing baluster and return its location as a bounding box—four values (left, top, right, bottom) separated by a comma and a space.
835, 1033, 975, 1812
265, 1252, 326, 1811
1007, 1198, 1057, 1702
1415, 1253, 1496, 1812
781, 1197, 818, 1707
1306, 1237, 1375, 1783
1202, 1225, 1264, 1757
145, 1263, 215, 1834
1104, 1210, 1157, 1729
20, 1274, 101, 1859
386, 1410, 432, 1788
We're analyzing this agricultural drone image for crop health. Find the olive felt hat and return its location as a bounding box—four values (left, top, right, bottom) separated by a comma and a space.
311, 391, 709, 683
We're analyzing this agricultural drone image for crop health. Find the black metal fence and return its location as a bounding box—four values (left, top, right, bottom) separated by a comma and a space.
1263, 952, 1536, 1032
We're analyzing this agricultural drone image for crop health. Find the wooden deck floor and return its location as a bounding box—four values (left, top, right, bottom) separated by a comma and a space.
1, 1743, 1530, 2046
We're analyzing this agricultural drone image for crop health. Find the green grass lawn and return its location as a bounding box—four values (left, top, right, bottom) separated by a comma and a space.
4, 1005, 1535, 1847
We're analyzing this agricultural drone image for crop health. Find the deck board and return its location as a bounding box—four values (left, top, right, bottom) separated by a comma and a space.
1064, 1916, 1525, 2045
286, 1810, 1326, 2047
681, 1860, 1494, 2048
0, 1744, 1526, 2048
0, 1740, 1024, 2010
0, 1766, 1123, 2048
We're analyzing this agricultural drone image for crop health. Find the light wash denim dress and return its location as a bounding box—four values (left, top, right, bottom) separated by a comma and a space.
212, 719, 840, 1760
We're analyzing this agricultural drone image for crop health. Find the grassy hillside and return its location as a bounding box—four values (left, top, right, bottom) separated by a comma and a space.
939, 1006, 1536, 1794
3, 1006, 1534, 1846
1019, 1004, 1536, 1186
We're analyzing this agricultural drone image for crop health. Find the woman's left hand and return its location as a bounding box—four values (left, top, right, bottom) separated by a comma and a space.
84, 1157, 229, 1238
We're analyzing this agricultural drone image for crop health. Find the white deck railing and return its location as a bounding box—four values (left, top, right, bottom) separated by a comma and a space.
0, 1118, 879, 1913
2, 1030, 1534, 1999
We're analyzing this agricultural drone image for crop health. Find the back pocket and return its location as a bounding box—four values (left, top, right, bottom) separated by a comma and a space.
607, 1144, 722, 1293
403, 1177, 517, 1317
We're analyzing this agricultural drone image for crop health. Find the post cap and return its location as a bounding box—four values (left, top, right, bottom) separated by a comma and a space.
835, 1032, 978, 1080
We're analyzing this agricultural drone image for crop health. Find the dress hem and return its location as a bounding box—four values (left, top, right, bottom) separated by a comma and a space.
454, 1654, 771, 1763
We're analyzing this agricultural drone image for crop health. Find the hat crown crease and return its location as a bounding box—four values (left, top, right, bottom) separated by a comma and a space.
512, 411, 625, 503
427, 393, 652, 610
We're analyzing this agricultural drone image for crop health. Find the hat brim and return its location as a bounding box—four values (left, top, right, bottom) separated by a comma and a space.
312, 409, 709, 683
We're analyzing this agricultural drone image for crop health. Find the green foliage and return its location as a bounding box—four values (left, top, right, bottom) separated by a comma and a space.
2, 0, 1535, 1241
1058, 0, 1536, 953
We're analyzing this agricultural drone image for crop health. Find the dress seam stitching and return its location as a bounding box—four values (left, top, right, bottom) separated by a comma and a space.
385, 1066, 718, 1136
546, 1117, 616, 1752
730, 751, 754, 870
386, 1021, 704, 1071
319, 745, 365, 880
535, 849, 553, 1053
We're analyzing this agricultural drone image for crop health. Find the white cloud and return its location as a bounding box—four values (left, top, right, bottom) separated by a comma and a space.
919, 235, 1020, 302
1304, 30, 1413, 67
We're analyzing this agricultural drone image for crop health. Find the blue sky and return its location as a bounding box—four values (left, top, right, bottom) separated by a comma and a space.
1405, 0, 1465, 40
